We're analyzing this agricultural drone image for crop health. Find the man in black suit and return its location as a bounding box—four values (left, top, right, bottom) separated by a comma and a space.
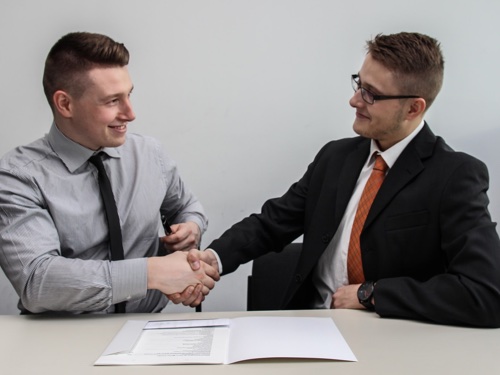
172, 32, 500, 327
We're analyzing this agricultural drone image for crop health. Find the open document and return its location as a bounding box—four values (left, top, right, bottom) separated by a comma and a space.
95, 316, 357, 365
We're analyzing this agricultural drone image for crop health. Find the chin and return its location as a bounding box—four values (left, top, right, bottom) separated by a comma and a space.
106, 138, 127, 148
352, 122, 370, 138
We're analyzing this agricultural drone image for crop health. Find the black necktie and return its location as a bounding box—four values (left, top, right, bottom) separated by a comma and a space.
89, 153, 126, 313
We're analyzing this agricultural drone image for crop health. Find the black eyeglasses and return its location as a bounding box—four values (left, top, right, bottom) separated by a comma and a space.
351, 74, 420, 105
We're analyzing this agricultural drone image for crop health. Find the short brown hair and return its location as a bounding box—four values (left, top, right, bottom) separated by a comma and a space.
366, 32, 444, 109
42, 32, 129, 110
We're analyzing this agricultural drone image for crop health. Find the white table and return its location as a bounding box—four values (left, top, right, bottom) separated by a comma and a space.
0, 309, 498, 375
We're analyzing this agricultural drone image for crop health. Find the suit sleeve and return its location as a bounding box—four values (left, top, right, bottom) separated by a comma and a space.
375, 157, 500, 327
208, 143, 335, 275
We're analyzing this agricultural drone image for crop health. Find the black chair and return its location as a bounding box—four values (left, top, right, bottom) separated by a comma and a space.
247, 243, 302, 311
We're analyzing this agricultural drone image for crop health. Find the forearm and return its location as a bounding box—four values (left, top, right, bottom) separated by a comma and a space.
160, 151, 208, 235
18, 256, 147, 313
374, 272, 500, 327
374, 159, 500, 327
209, 202, 304, 275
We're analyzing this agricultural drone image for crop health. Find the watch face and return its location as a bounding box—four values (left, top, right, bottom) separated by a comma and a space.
358, 282, 374, 302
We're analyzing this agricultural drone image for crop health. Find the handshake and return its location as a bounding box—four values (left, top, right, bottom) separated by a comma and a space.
147, 222, 221, 307
147, 249, 220, 307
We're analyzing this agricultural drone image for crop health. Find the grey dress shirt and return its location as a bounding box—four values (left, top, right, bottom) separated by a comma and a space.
0, 123, 207, 314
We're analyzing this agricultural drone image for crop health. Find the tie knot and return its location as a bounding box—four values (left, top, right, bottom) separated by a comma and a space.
89, 153, 107, 174
373, 154, 388, 173
89, 152, 104, 165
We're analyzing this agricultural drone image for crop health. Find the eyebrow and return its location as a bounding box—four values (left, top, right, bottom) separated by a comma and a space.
357, 73, 382, 94
101, 86, 134, 102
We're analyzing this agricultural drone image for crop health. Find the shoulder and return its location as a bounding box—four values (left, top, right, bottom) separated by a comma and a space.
123, 132, 163, 151
320, 136, 367, 152
121, 132, 166, 162
0, 137, 53, 176
312, 136, 367, 163
121, 132, 178, 172
432, 136, 487, 170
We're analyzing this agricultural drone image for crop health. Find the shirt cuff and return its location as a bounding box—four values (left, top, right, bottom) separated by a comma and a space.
205, 248, 223, 274
111, 258, 148, 304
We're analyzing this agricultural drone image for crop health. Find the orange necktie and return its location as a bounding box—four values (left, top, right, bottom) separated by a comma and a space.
347, 154, 388, 284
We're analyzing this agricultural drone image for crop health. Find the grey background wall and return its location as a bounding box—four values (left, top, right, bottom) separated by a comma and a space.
1, 0, 499, 314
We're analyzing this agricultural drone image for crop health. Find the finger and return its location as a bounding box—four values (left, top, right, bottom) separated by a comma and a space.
202, 262, 220, 281
189, 292, 205, 307
161, 224, 186, 244
200, 285, 211, 295
182, 284, 203, 306
169, 285, 194, 304
186, 249, 201, 271
167, 293, 182, 304
199, 273, 216, 290
163, 236, 195, 253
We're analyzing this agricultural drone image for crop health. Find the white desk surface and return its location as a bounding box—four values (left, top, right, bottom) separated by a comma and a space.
0, 309, 498, 375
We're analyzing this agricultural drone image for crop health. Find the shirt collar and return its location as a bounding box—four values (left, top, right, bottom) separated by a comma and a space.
368, 120, 425, 169
47, 122, 122, 173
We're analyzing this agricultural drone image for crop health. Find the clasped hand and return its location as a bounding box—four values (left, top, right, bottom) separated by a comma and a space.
147, 222, 220, 307
147, 249, 220, 307
161, 221, 201, 252
166, 249, 220, 307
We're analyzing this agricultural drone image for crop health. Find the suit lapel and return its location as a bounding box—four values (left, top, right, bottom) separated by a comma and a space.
364, 123, 436, 228
334, 142, 370, 227
298, 139, 369, 271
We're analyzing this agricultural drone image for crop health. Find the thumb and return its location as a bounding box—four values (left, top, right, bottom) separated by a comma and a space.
186, 249, 201, 271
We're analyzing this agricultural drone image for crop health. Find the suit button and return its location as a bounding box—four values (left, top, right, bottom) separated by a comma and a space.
295, 274, 303, 283
321, 234, 331, 243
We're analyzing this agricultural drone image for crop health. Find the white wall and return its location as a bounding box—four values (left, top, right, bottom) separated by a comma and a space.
1, 0, 499, 314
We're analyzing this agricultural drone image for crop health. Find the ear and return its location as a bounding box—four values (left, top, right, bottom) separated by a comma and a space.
406, 98, 426, 120
52, 90, 73, 118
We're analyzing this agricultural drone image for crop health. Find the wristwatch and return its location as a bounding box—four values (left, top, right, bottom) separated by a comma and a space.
358, 281, 376, 311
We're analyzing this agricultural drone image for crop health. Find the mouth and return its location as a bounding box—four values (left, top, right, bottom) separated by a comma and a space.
109, 124, 127, 131
355, 111, 370, 120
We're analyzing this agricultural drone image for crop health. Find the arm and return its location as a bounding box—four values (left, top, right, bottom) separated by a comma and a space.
375, 157, 500, 327
157, 146, 207, 253
207, 140, 342, 276
0, 162, 214, 313
0, 168, 123, 313
207, 157, 322, 276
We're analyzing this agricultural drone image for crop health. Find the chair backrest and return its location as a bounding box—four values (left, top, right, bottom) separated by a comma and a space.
247, 243, 302, 311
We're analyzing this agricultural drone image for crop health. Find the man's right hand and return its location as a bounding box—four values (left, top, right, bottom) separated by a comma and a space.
147, 250, 220, 299
187, 249, 220, 273
166, 249, 220, 306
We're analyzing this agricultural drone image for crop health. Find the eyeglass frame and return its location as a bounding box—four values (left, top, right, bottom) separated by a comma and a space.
351, 74, 420, 105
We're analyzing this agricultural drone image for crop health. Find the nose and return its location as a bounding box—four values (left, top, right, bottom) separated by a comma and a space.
349, 89, 364, 108
120, 98, 136, 122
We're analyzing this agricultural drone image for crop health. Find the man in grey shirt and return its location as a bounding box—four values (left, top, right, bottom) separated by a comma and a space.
0, 32, 218, 314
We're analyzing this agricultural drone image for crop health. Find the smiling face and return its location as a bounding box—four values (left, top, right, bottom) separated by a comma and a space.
54, 66, 136, 150
349, 54, 421, 151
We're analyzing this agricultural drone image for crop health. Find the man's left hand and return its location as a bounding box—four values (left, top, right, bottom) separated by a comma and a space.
331, 284, 364, 309
161, 221, 201, 252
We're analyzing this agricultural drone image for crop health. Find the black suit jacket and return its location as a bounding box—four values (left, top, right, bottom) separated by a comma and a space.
209, 124, 500, 327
